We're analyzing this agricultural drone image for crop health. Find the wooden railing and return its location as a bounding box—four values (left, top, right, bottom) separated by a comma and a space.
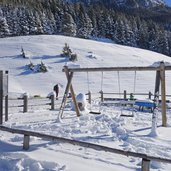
0, 125, 171, 171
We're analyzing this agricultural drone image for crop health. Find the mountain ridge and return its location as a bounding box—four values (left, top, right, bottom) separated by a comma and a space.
65, 0, 166, 9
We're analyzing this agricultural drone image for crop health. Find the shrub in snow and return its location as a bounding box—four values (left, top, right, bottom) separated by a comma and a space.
21, 47, 26, 58
27, 61, 34, 70
87, 52, 97, 59
150, 61, 171, 67
62, 43, 72, 57
61, 43, 78, 62
37, 61, 48, 72
70, 53, 78, 62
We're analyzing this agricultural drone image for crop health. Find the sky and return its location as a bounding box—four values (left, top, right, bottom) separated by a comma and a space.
165, 0, 171, 6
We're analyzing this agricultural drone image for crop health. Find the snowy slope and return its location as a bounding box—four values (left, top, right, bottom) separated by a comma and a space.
1, 35, 171, 97
1, 35, 171, 171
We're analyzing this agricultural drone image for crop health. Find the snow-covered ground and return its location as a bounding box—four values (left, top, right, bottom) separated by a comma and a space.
1, 35, 171, 171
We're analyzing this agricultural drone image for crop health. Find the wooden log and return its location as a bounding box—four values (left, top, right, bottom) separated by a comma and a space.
23, 134, 30, 150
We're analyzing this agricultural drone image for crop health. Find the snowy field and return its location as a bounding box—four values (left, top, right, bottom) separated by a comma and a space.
1, 35, 171, 170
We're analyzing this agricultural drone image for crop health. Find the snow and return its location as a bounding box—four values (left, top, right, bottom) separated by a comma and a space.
1, 35, 171, 170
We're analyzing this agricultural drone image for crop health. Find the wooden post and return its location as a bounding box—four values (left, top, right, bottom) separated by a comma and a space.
5, 95, 8, 121
148, 91, 152, 99
0, 71, 3, 124
59, 66, 80, 117
160, 62, 167, 127
23, 135, 30, 150
58, 71, 74, 118
23, 94, 28, 113
64, 67, 80, 117
100, 90, 104, 102
142, 158, 150, 171
88, 91, 91, 104
124, 90, 127, 100
154, 70, 160, 98
5, 71, 8, 122
50, 94, 55, 110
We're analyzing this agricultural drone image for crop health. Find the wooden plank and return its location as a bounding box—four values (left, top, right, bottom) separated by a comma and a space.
0, 125, 171, 164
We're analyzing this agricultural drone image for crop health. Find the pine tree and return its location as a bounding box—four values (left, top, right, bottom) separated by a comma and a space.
61, 12, 76, 36
62, 43, 72, 57
0, 9, 10, 37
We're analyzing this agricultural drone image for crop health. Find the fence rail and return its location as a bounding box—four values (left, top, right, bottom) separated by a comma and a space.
0, 125, 170, 171
4, 95, 56, 113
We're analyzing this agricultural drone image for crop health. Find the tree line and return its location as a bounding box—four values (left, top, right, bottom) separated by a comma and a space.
0, 0, 171, 56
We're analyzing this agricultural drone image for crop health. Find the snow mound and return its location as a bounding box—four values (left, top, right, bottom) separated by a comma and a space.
150, 61, 171, 67
0, 154, 66, 171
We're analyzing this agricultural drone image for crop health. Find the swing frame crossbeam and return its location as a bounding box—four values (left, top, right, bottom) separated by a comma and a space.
59, 62, 171, 127
64, 65, 171, 72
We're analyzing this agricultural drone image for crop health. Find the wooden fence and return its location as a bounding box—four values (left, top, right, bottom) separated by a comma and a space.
7, 95, 56, 113
0, 125, 171, 171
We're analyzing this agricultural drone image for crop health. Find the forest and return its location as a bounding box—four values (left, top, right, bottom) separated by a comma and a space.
0, 0, 171, 56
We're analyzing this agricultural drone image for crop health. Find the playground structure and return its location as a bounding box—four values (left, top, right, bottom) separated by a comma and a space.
59, 61, 171, 127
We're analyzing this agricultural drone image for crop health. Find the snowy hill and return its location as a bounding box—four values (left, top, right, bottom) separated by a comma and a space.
1, 35, 171, 97
1, 35, 171, 171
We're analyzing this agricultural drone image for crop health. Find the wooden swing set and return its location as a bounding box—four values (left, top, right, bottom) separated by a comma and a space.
59, 61, 171, 127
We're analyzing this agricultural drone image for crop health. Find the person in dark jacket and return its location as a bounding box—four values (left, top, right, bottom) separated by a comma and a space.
53, 84, 59, 99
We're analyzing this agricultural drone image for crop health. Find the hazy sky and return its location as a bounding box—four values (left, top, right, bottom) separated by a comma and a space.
165, 0, 171, 6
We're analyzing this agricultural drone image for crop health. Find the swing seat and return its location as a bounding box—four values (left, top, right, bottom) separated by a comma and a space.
89, 111, 101, 115
134, 100, 156, 112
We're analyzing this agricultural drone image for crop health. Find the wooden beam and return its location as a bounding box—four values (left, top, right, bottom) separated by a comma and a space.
58, 70, 74, 118
0, 125, 171, 164
64, 66, 80, 117
65, 66, 171, 73
160, 62, 167, 127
